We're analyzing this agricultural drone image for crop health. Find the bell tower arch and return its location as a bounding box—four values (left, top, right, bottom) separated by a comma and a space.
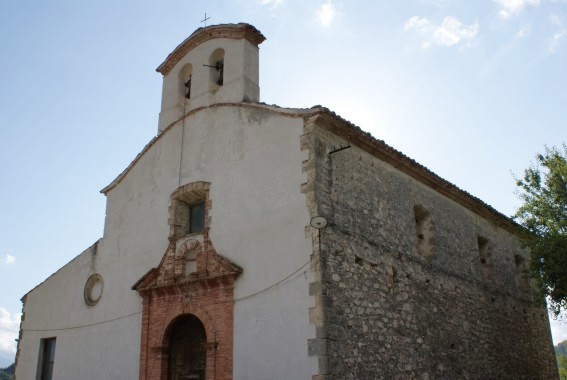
156, 23, 266, 133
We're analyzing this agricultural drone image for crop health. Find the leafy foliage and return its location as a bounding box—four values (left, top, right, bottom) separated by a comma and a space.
0, 363, 13, 380
557, 340, 567, 357
558, 352, 567, 380
556, 340, 567, 379
515, 143, 567, 316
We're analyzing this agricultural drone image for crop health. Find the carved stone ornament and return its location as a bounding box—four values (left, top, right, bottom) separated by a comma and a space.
177, 238, 202, 257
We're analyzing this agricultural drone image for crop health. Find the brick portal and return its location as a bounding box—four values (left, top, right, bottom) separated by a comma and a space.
134, 232, 241, 380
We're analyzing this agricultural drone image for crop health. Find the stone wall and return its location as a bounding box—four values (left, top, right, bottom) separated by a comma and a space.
305, 121, 558, 379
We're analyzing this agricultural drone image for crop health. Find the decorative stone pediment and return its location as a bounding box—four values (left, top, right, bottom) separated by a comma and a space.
133, 236, 242, 293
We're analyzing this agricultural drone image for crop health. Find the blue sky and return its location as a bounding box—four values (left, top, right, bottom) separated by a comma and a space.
0, 0, 566, 366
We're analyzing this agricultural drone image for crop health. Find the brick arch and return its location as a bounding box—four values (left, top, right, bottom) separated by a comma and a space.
139, 286, 236, 380
159, 310, 219, 380
161, 307, 217, 349
136, 258, 239, 380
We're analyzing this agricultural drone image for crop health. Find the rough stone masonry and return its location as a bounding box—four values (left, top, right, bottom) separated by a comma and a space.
303, 116, 557, 380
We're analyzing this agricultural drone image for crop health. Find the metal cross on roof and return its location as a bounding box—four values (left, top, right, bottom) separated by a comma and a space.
201, 13, 211, 27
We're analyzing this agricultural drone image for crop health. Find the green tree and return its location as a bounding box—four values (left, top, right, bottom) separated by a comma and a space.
0, 367, 12, 380
514, 143, 567, 316
558, 353, 567, 380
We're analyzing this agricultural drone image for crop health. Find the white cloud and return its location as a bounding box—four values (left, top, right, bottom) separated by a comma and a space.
494, 0, 540, 20
548, 15, 566, 53
516, 25, 531, 38
258, 0, 284, 7
404, 16, 431, 33
417, 0, 447, 7
549, 30, 566, 52
404, 16, 479, 48
549, 29, 566, 52
315, 1, 339, 27
0, 308, 20, 356
0, 253, 15, 266
550, 314, 567, 344
434, 17, 479, 46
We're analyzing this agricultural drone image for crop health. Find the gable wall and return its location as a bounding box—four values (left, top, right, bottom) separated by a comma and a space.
16, 242, 143, 380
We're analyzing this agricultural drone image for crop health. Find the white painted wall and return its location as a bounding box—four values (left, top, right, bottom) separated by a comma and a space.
17, 104, 318, 380
17, 28, 317, 380
16, 243, 143, 380
158, 36, 260, 132
178, 106, 317, 380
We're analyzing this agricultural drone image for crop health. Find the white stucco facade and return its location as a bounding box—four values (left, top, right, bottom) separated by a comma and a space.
16, 24, 318, 380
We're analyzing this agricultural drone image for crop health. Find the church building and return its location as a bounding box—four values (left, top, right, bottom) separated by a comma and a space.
15, 23, 558, 380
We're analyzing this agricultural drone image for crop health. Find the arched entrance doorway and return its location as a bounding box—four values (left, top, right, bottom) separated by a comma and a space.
168, 314, 207, 380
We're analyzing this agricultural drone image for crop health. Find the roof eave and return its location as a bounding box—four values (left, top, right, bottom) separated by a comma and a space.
308, 107, 520, 234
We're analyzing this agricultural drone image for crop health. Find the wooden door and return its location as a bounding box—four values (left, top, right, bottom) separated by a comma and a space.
168, 315, 206, 380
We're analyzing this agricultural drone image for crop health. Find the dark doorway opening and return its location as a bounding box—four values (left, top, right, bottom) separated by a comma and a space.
168, 314, 207, 380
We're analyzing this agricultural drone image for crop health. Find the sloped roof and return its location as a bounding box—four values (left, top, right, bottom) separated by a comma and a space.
100, 101, 519, 234
306, 106, 520, 234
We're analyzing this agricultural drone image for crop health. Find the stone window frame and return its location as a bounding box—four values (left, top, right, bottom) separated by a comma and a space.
168, 182, 210, 239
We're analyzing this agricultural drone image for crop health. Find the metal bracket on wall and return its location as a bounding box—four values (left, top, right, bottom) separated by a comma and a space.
329, 141, 351, 155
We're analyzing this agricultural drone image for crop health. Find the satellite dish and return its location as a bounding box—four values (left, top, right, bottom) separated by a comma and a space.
310, 216, 328, 229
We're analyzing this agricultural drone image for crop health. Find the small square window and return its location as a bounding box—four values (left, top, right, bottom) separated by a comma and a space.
169, 182, 210, 238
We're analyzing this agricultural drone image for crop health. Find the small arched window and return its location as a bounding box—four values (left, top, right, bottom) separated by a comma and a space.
208, 49, 225, 89
179, 64, 193, 100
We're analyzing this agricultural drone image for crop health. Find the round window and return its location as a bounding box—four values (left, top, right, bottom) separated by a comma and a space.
84, 274, 104, 306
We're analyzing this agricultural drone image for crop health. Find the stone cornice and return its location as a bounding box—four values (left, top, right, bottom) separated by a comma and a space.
156, 23, 266, 76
